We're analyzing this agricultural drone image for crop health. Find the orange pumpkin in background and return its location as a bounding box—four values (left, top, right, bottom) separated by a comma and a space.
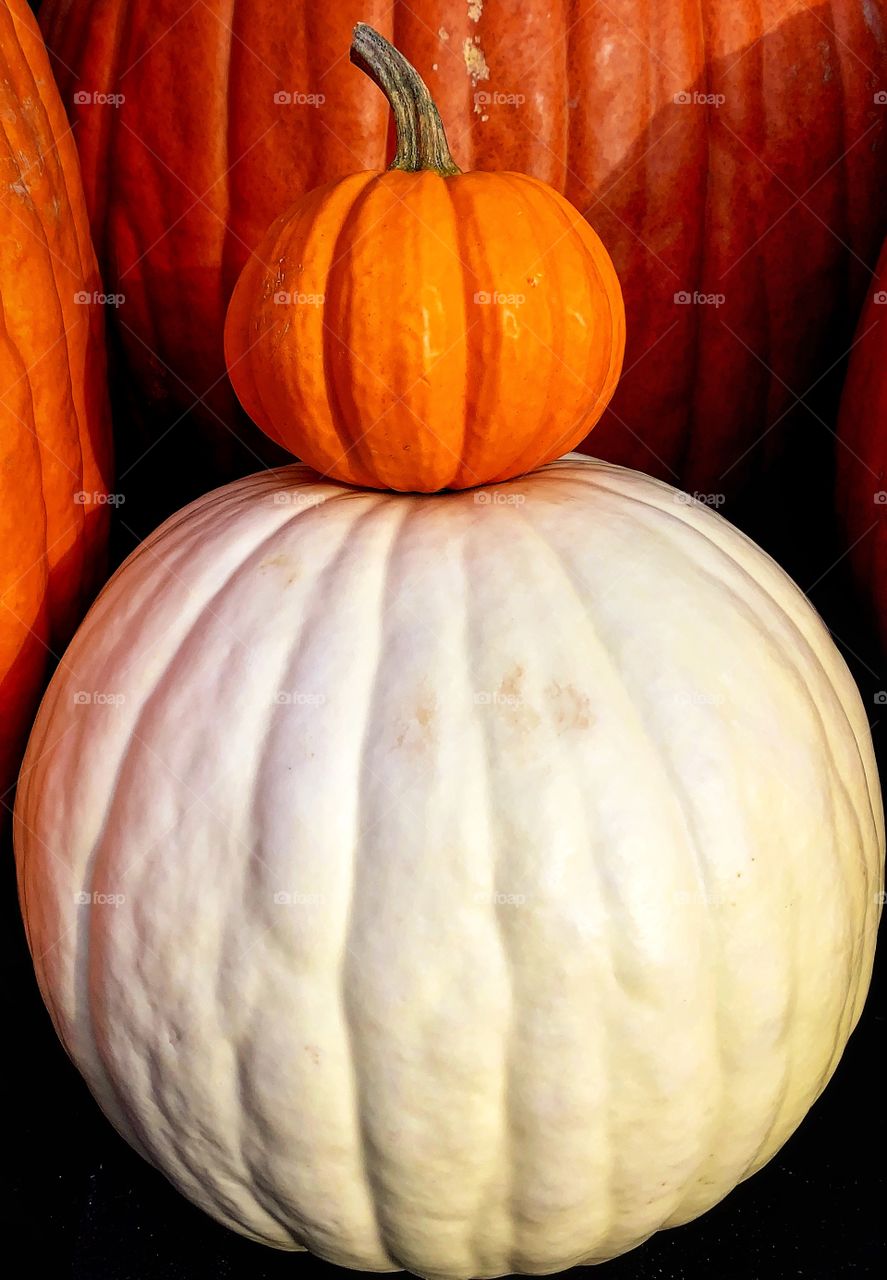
39, 0, 887, 500
0, 0, 112, 797
836, 239, 887, 650
225, 26, 625, 492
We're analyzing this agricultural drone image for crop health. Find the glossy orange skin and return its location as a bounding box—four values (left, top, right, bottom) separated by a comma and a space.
836, 239, 887, 650
41, 1, 886, 492
225, 169, 625, 491
0, 0, 112, 795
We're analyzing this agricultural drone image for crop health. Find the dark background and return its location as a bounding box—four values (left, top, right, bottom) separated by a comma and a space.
5, 0, 885, 1275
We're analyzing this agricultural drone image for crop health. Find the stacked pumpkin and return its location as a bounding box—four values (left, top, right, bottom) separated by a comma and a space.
13, 25, 884, 1278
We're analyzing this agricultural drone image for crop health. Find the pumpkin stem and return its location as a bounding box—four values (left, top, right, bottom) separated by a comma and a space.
351, 23, 461, 177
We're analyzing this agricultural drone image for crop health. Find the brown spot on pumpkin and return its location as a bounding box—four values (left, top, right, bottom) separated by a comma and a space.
547, 681, 594, 732
395, 693, 438, 750
304, 1044, 321, 1065
499, 664, 524, 701
259, 554, 301, 587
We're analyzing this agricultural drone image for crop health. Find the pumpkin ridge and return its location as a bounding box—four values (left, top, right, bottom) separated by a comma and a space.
108, 3, 170, 400
440, 174, 474, 491
499, 171, 573, 478
220, 0, 240, 306
441, 173, 497, 491
1, 7, 90, 622
321, 173, 391, 488
339, 498, 427, 1266
459, 512, 519, 1267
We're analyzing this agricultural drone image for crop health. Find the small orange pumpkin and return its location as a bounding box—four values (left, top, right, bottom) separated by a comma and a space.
225, 24, 625, 493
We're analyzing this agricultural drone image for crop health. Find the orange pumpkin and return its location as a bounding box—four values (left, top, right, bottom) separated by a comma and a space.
0, 0, 112, 795
225, 25, 624, 492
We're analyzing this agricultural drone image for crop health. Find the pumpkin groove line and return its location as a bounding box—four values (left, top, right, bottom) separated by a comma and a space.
442, 176, 474, 490
339, 498, 417, 1267
457, 527, 509, 1274
462, 516, 519, 1272
221, 0, 242, 309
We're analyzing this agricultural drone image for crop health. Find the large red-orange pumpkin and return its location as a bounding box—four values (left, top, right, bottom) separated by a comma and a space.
40, 0, 886, 492
836, 237, 887, 650
0, 0, 112, 795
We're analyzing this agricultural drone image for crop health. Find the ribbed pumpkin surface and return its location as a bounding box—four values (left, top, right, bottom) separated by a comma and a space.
0, 0, 112, 793
15, 456, 883, 1275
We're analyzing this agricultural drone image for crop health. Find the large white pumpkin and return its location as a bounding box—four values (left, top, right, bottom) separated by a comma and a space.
15, 455, 883, 1277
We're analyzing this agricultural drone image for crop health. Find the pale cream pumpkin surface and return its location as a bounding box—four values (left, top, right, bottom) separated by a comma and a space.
15, 455, 883, 1277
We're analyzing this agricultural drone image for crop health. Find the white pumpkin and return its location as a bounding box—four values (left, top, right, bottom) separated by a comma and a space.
15, 455, 883, 1278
